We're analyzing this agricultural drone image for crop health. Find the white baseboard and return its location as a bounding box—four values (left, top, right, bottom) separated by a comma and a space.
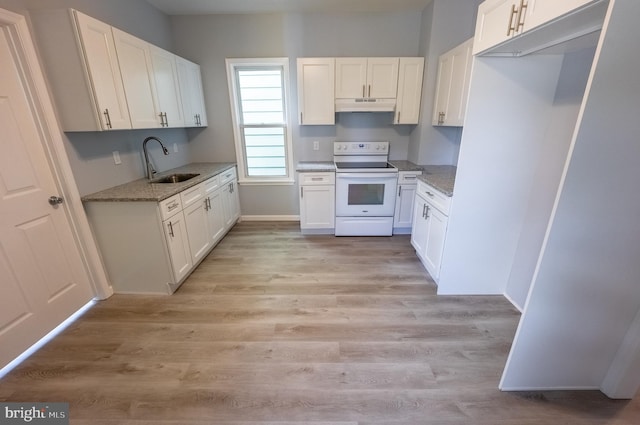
503, 292, 524, 313
241, 215, 300, 222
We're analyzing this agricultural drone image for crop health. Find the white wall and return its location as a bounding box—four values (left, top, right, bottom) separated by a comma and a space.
501, 0, 640, 397
504, 47, 595, 310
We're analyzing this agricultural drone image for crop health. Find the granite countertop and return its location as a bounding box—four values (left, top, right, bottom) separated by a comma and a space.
391, 160, 457, 197
82, 162, 236, 202
296, 161, 336, 172
418, 165, 457, 197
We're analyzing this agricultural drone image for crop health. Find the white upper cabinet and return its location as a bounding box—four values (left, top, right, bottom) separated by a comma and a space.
297, 58, 335, 125
29, 9, 207, 131
395, 57, 425, 125
73, 11, 131, 131
176, 57, 208, 127
473, 0, 607, 56
523, 0, 595, 32
150, 46, 185, 128
112, 28, 162, 129
473, 0, 520, 55
335, 58, 399, 99
432, 38, 473, 127
29, 10, 132, 131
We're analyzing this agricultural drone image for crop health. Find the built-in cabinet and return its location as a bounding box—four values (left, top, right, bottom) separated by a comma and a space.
296, 58, 335, 125
297, 56, 424, 125
411, 180, 451, 282
432, 38, 473, 127
29, 9, 207, 131
176, 57, 208, 127
84, 167, 240, 294
298, 172, 335, 234
473, 0, 607, 56
335, 58, 399, 99
395, 58, 425, 125
393, 170, 422, 233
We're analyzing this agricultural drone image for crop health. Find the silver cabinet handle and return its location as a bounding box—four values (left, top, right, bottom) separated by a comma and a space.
398, 186, 402, 197
507, 3, 518, 36
103, 109, 112, 129
167, 201, 179, 211
425, 205, 430, 219
426, 191, 434, 197
48, 195, 64, 206
301, 187, 304, 198
168, 221, 174, 237
516, 0, 528, 32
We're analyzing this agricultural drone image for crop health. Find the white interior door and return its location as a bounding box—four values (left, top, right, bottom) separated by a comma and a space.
0, 17, 94, 370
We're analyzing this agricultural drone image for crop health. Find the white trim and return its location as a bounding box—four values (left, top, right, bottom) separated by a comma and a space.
0, 8, 112, 299
225, 57, 295, 185
503, 291, 524, 313
241, 215, 300, 222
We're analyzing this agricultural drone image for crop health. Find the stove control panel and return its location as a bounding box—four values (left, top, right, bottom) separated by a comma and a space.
334, 142, 389, 154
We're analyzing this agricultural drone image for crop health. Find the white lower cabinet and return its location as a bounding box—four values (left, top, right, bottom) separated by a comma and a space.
162, 207, 192, 283
220, 168, 241, 228
84, 167, 240, 294
411, 180, 452, 281
393, 170, 422, 234
298, 172, 335, 234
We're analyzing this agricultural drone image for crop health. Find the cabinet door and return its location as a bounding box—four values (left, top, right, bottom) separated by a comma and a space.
473, 0, 518, 55
367, 58, 399, 99
163, 212, 192, 283
297, 58, 335, 125
424, 206, 448, 280
335, 58, 367, 98
432, 52, 454, 126
394, 184, 417, 229
177, 57, 208, 127
523, 0, 595, 32
410, 196, 429, 257
183, 199, 211, 264
221, 180, 240, 229
73, 11, 131, 130
395, 58, 424, 125
206, 189, 226, 245
300, 185, 335, 230
112, 28, 161, 128
433, 39, 473, 127
150, 47, 185, 128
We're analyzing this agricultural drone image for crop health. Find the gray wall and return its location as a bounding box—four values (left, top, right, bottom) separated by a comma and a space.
409, 0, 482, 166
2, 0, 192, 196
171, 11, 424, 217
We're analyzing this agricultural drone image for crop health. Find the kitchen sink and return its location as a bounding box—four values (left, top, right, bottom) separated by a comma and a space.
151, 173, 200, 184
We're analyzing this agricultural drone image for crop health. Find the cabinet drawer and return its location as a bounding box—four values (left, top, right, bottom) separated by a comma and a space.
159, 194, 182, 220
398, 171, 422, 185
180, 182, 204, 208
219, 167, 237, 185
417, 180, 451, 215
299, 172, 335, 185
204, 175, 220, 195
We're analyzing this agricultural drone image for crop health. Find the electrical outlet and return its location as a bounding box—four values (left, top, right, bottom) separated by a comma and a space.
173, 143, 179, 153
313, 141, 319, 151
112, 150, 121, 165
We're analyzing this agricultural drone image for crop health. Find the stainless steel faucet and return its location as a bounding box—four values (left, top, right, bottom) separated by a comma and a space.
143, 136, 170, 180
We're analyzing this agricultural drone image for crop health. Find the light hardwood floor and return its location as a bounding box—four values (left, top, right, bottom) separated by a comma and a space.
1, 222, 638, 424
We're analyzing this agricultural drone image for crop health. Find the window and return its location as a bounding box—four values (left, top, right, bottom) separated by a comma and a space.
226, 58, 294, 184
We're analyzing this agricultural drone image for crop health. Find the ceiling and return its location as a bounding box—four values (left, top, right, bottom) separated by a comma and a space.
146, 0, 434, 15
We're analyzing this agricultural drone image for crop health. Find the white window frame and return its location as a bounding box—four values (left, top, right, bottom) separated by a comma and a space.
225, 58, 295, 185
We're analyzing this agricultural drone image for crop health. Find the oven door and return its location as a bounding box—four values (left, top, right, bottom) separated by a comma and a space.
335, 172, 398, 217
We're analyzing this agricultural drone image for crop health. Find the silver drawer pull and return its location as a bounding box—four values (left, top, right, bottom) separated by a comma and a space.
167, 202, 179, 211
425, 191, 434, 197
311, 177, 323, 181
404, 175, 417, 180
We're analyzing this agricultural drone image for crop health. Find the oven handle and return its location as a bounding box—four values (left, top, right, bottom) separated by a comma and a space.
336, 173, 398, 180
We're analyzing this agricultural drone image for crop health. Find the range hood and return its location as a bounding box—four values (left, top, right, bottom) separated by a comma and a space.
335, 98, 396, 112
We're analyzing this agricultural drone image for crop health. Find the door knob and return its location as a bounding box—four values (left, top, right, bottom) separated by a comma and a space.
48, 196, 64, 206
